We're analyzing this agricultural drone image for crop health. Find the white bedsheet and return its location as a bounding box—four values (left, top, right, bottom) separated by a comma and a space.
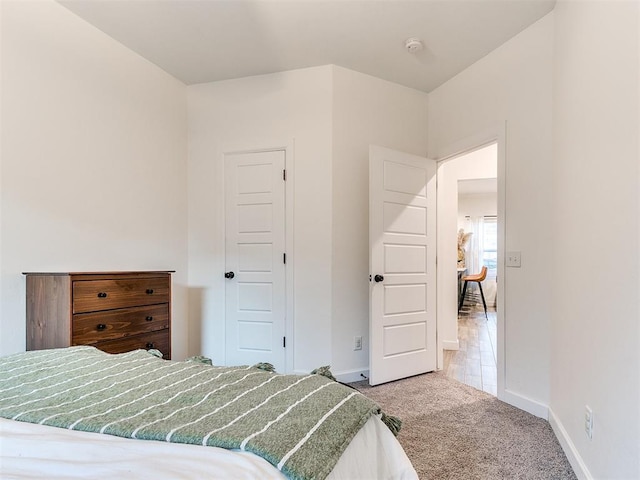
0, 415, 417, 480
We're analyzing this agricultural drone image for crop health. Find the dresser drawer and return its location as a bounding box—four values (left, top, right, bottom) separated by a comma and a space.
72, 277, 170, 313
93, 330, 170, 359
72, 304, 169, 345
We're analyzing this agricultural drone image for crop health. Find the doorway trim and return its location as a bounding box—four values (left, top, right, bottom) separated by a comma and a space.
217, 140, 295, 373
434, 123, 506, 401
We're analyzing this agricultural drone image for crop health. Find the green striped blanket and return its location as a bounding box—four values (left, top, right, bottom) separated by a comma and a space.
0, 346, 383, 480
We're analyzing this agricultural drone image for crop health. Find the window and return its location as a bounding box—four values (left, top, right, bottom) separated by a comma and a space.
482, 216, 497, 277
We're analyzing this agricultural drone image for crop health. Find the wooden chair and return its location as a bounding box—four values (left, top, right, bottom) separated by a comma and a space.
458, 266, 488, 320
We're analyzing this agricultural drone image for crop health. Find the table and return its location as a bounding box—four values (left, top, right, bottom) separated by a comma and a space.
457, 267, 467, 305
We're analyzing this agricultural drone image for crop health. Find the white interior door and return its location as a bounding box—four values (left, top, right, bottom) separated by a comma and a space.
369, 145, 437, 385
225, 150, 286, 372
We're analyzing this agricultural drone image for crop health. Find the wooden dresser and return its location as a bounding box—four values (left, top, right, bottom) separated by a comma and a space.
24, 271, 173, 359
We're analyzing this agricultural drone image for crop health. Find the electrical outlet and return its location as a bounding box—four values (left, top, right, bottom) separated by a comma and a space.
585, 406, 593, 439
506, 251, 521, 267
354, 336, 362, 351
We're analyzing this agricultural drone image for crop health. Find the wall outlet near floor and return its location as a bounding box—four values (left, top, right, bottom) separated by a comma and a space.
354, 336, 363, 351
584, 405, 593, 439
506, 251, 522, 267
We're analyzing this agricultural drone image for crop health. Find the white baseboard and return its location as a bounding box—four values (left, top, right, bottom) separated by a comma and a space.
442, 339, 459, 351
501, 389, 549, 419
549, 408, 593, 480
294, 368, 370, 383
334, 368, 370, 383
499, 391, 594, 479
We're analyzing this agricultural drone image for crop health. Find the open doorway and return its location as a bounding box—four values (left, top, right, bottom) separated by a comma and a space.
454, 177, 498, 395
437, 142, 498, 396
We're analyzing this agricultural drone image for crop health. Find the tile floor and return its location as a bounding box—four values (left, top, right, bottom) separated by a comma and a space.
442, 301, 497, 396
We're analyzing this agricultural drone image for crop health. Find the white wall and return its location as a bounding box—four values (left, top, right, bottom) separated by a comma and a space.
187, 65, 428, 378
331, 66, 429, 380
550, 1, 640, 478
187, 67, 333, 372
437, 145, 497, 352
0, 0, 189, 358
458, 193, 497, 227
429, 13, 554, 414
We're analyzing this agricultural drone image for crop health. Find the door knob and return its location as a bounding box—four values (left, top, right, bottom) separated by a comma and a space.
374, 274, 384, 283
224, 271, 235, 279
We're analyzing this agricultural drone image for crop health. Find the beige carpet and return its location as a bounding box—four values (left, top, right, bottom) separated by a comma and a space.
350, 372, 576, 480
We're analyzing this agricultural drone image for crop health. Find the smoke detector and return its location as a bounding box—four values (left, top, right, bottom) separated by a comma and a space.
404, 37, 424, 54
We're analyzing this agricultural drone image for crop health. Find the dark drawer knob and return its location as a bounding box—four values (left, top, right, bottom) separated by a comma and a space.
146, 342, 155, 349
145, 316, 153, 321
96, 324, 107, 331
97, 292, 108, 298
146, 289, 154, 295
224, 271, 235, 279
374, 274, 384, 283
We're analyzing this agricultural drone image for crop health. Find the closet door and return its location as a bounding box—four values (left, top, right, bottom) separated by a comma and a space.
224, 150, 286, 372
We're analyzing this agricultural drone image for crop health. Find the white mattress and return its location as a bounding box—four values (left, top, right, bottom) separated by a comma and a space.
0, 415, 418, 480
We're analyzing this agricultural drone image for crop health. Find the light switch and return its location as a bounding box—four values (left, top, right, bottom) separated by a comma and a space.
506, 251, 521, 267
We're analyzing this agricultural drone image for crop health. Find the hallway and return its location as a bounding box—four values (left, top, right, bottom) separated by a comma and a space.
443, 304, 497, 395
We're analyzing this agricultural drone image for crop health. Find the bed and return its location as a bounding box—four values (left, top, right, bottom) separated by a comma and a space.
0, 346, 417, 479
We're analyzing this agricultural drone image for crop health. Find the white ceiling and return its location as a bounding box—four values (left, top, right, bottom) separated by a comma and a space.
57, 0, 555, 93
